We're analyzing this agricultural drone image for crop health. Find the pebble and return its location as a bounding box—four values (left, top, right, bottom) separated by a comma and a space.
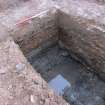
8, 85, 12, 89
61, 51, 69, 57
16, 63, 25, 72
30, 95, 35, 103
48, 90, 54, 98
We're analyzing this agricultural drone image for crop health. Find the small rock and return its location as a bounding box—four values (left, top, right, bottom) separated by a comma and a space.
48, 90, 54, 98
70, 93, 77, 102
30, 95, 35, 103
8, 85, 12, 89
16, 63, 25, 72
61, 51, 69, 57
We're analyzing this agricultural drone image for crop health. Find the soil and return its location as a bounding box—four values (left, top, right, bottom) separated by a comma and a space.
0, 38, 69, 105
0, 0, 105, 105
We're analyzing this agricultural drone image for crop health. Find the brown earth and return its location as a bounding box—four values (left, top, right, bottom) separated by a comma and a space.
0, 0, 105, 105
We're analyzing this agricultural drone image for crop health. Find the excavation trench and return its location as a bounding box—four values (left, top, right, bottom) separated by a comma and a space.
25, 41, 105, 105
15, 10, 105, 105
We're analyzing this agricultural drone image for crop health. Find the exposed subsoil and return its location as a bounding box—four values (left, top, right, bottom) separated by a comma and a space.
28, 44, 105, 105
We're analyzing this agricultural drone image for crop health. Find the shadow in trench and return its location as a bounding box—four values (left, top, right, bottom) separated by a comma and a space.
27, 44, 105, 105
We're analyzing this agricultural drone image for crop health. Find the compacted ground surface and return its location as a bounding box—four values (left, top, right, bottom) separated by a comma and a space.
28, 44, 105, 105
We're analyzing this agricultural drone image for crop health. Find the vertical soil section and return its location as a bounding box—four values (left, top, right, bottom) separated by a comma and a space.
58, 11, 105, 80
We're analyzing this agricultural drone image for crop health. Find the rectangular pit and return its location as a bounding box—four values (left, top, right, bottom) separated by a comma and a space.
27, 43, 105, 105
14, 9, 105, 105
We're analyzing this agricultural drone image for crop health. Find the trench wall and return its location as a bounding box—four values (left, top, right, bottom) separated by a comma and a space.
58, 11, 105, 80
11, 9, 58, 56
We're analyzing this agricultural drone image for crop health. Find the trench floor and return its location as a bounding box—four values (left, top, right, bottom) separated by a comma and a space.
28, 45, 105, 105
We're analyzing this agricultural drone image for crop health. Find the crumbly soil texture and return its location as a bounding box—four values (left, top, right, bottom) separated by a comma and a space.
28, 44, 105, 105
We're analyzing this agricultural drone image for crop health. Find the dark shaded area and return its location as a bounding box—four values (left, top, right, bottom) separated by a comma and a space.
28, 44, 105, 105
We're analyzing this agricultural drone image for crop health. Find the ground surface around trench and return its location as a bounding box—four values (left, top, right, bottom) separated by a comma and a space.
28, 45, 105, 105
